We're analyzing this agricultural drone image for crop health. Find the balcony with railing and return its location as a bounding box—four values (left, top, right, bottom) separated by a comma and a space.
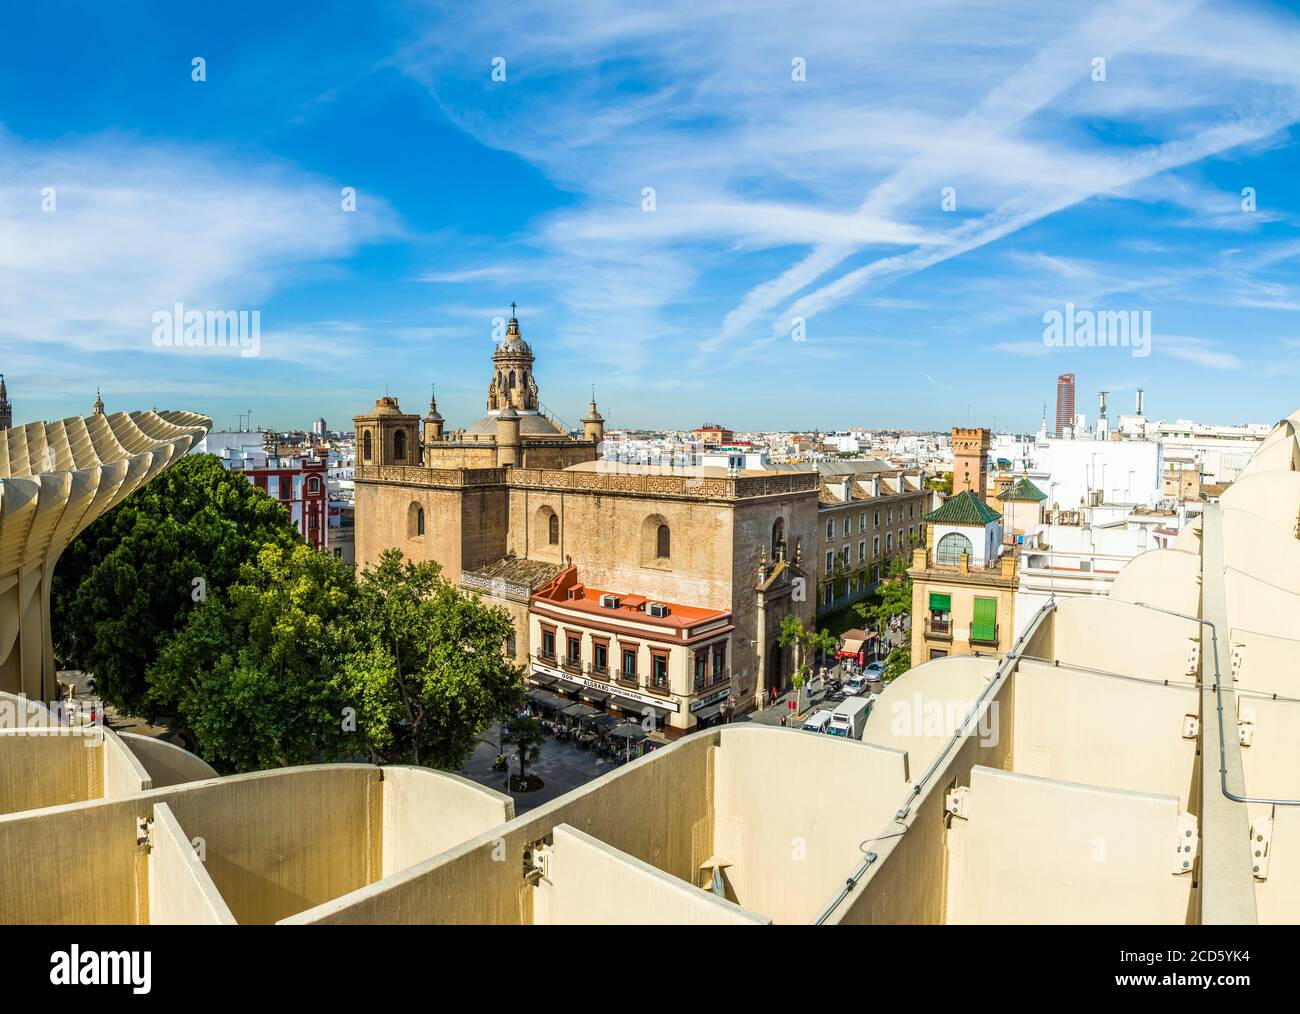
969, 624, 1000, 648
924, 616, 953, 642
692, 669, 732, 693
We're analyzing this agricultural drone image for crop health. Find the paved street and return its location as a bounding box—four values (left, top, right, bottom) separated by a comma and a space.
461, 729, 649, 814
737, 661, 846, 728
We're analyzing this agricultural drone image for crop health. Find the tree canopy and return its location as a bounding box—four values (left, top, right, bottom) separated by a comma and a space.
337, 550, 524, 769
51, 453, 301, 717
146, 543, 358, 771
52, 455, 524, 775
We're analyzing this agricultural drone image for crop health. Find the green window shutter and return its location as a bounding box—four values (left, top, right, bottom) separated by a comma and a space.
972, 597, 997, 641
929, 593, 951, 612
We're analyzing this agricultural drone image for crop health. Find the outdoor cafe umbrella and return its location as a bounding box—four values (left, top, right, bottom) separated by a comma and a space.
608, 722, 647, 742
608, 721, 648, 763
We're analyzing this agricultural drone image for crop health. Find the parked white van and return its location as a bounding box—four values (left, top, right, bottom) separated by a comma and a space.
801, 709, 834, 734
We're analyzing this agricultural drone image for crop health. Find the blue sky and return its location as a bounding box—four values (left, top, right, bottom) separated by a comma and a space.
4, 0, 1300, 434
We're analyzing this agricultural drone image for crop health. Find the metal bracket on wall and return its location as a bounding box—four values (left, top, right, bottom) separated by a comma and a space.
944, 785, 970, 821
1250, 815, 1273, 881
522, 835, 552, 884
1173, 813, 1198, 875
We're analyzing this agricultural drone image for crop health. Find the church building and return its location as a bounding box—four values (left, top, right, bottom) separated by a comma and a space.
354, 310, 818, 736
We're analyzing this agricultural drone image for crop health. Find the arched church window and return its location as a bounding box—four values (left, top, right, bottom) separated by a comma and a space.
394, 430, 406, 461
657, 524, 671, 559
408, 503, 425, 538
362, 432, 372, 461
548, 513, 559, 545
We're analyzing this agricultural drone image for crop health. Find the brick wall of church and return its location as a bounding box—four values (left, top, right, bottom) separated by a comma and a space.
518, 441, 599, 470
421, 443, 501, 469
458, 486, 510, 575
355, 482, 471, 580
506, 487, 737, 611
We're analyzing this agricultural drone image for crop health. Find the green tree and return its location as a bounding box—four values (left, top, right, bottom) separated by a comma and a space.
777, 614, 837, 713
881, 642, 911, 682
502, 715, 545, 786
51, 454, 301, 717
339, 549, 523, 767
928, 472, 953, 495
855, 554, 912, 639
145, 543, 358, 771
856, 554, 913, 677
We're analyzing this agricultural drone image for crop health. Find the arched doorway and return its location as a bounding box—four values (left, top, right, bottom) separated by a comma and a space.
768, 638, 785, 694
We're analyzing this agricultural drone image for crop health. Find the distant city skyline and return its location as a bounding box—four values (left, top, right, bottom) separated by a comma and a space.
6, 1, 1300, 433
0, 369, 1275, 439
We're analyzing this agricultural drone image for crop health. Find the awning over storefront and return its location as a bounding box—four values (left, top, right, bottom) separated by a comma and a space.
578, 688, 610, 704
529, 673, 557, 688
550, 676, 581, 695
610, 696, 669, 719
693, 701, 725, 722
837, 628, 877, 659
526, 689, 569, 710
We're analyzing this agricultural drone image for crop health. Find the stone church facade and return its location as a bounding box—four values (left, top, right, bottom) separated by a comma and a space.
354, 312, 818, 735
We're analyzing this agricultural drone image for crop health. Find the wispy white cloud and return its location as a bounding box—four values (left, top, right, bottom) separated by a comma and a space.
392, 0, 1300, 395
0, 130, 400, 360
1160, 333, 1243, 370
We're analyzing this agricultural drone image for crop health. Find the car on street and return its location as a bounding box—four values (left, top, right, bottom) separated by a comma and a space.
801, 709, 835, 733
864, 660, 886, 682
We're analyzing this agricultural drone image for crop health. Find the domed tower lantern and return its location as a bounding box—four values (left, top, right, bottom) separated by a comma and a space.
488, 303, 539, 414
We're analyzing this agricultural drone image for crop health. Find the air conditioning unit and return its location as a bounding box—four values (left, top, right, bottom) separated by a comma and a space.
648, 602, 670, 618
600, 594, 621, 609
